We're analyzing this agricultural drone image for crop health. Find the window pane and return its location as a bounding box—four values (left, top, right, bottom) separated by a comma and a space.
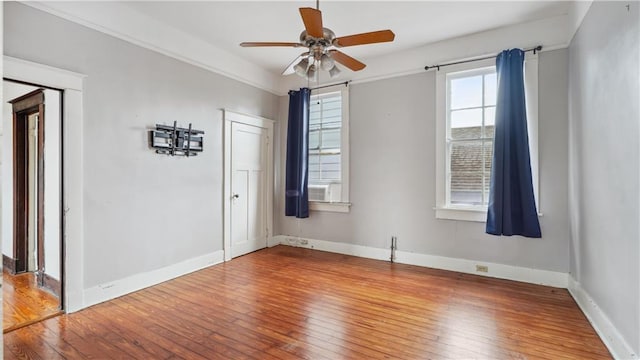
450, 141, 484, 205
451, 109, 482, 140
483, 140, 493, 175
451, 75, 482, 109
309, 92, 344, 187
483, 141, 493, 205
450, 141, 484, 173
320, 108, 342, 121
484, 106, 496, 126
450, 171, 483, 205
484, 107, 496, 138
309, 130, 320, 150
484, 73, 497, 106
319, 154, 341, 181
309, 154, 320, 182
321, 128, 340, 149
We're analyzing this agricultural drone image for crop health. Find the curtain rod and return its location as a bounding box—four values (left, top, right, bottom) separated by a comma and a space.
309, 80, 350, 91
424, 45, 542, 71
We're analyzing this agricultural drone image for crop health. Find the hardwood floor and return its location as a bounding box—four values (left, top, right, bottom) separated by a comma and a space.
3, 271, 62, 333
4, 246, 610, 359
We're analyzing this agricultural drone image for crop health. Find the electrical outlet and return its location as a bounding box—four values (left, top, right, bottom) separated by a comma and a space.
299, 239, 308, 245
476, 265, 489, 273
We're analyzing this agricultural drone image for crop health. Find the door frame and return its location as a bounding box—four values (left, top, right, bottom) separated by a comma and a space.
9, 89, 46, 276
4, 56, 86, 312
223, 110, 274, 262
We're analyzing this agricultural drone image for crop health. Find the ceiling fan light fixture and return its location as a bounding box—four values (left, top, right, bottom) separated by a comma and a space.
306, 64, 317, 81
320, 53, 335, 71
294, 58, 310, 77
328, 64, 341, 78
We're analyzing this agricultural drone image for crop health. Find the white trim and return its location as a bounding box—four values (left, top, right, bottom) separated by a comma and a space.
435, 206, 543, 223
309, 201, 351, 213
19, 2, 574, 96
22, 2, 280, 95
3, 56, 86, 90
270, 235, 568, 288
568, 277, 637, 360
223, 110, 274, 262
398, 249, 566, 288
4, 56, 86, 313
435, 207, 487, 222
83, 251, 224, 309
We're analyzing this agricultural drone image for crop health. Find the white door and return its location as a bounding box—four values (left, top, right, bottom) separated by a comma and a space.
230, 122, 268, 258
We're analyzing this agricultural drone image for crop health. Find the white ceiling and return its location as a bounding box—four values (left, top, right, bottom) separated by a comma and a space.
121, 1, 572, 73
26, 1, 591, 95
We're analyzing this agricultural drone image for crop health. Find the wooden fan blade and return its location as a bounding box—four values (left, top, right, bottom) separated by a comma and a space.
299, 7, 323, 38
333, 30, 395, 47
282, 52, 310, 75
240, 42, 302, 47
329, 50, 366, 71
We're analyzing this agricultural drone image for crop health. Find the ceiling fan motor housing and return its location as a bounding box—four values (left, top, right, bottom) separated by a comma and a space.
300, 28, 336, 59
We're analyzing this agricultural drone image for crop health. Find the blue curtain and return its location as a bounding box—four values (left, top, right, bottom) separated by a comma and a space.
285, 88, 310, 218
486, 49, 541, 238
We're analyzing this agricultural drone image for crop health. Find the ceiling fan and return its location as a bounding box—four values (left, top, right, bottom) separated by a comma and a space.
239, 1, 395, 80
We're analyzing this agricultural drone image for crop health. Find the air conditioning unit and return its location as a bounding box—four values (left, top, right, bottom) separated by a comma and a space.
308, 184, 330, 201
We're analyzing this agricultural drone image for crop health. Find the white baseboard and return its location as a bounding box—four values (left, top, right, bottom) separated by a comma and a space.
568, 277, 637, 360
270, 235, 568, 288
82, 250, 224, 310
397, 250, 568, 288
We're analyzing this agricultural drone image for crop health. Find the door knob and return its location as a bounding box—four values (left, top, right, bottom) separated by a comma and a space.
232, 194, 239, 199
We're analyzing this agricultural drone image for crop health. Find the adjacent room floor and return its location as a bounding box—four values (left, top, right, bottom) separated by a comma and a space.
3, 246, 610, 359
3, 271, 62, 333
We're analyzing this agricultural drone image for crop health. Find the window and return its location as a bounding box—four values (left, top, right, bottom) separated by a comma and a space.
448, 68, 496, 207
308, 86, 350, 212
435, 55, 539, 222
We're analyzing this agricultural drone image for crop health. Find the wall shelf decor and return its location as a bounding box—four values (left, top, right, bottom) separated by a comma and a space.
150, 121, 204, 157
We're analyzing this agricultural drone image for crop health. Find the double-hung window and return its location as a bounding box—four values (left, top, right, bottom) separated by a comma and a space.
435, 55, 539, 222
308, 85, 350, 212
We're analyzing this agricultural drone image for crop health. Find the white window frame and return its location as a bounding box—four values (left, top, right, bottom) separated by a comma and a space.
308, 85, 351, 213
435, 54, 539, 222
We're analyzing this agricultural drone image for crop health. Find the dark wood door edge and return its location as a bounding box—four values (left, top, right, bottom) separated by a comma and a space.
37, 272, 61, 298
3, 255, 17, 275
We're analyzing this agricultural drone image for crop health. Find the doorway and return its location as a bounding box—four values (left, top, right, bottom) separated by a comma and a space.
223, 110, 274, 260
2, 81, 63, 332
11, 90, 45, 277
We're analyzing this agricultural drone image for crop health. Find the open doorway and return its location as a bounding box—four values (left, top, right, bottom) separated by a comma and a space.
1, 80, 63, 332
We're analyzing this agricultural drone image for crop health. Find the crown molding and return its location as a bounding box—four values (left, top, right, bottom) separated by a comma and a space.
278, 14, 572, 93
22, 1, 282, 95
21, 2, 583, 97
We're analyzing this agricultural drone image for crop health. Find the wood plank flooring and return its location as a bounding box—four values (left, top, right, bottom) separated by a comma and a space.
3, 271, 62, 333
4, 246, 611, 359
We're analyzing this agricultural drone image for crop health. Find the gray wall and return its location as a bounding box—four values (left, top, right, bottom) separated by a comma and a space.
568, 1, 639, 354
4, 2, 279, 288
277, 49, 570, 273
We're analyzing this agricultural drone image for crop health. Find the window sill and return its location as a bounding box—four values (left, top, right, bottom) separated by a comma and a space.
435, 206, 544, 222
435, 206, 488, 222
310, 201, 351, 213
